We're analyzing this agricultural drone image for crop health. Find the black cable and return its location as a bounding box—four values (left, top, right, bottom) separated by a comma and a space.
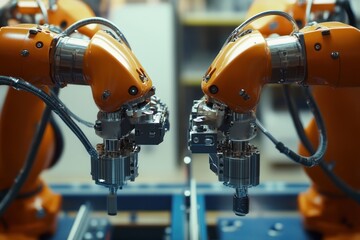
0, 76, 99, 216
256, 85, 327, 167
61, 17, 131, 49
48, 87, 64, 169
224, 10, 299, 47
48, 116, 64, 168
0, 0, 17, 27
283, 85, 360, 203
0, 76, 98, 159
0, 87, 53, 217
336, 0, 357, 27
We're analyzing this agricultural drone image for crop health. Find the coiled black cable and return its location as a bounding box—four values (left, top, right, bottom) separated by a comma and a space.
0, 87, 54, 217
256, 85, 327, 167
283, 85, 360, 203
0, 76, 98, 158
0, 76, 98, 217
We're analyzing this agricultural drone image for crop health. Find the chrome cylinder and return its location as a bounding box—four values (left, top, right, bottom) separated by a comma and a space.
266, 35, 305, 84
53, 36, 89, 86
228, 112, 257, 141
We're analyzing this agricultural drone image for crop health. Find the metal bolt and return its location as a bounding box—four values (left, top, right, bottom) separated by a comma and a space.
239, 89, 250, 101
36, 41, 43, 48
20, 49, 29, 57
102, 90, 111, 100
331, 51, 339, 59
314, 43, 321, 51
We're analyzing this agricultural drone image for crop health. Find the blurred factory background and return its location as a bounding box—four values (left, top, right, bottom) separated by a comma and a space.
1, 1, 360, 239
38, 0, 360, 185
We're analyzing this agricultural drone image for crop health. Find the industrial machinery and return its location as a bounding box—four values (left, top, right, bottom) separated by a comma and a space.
188, 1, 360, 239
0, 1, 169, 239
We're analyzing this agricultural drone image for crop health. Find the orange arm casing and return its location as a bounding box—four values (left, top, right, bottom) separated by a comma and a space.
16, 0, 99, 36
247, 0, 336, 35
301, 22, 360, 86
84, 30, 153, 112
201, 30, 271, 113
0, 24, 54, 85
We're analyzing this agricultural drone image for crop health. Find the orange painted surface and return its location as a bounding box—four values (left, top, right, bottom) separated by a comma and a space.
247, 0, 335, 35
301, 22, 360, 86
298, 86, 360, 238
84, 30, 153, 112
201, 30, 271, 113
15, 0, 99, 36
0, 24, 55, 85
0, 1, 97, 238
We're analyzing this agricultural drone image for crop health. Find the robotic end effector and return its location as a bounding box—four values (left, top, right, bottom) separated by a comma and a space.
188, 27, 269, 216
52, 19, 170, 215
188, 12, 306, 216
189, 99, 260, 216
91, 93, 169, 215
82, 32, 169, 215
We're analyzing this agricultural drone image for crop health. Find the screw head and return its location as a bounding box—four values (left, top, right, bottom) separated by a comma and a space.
128, 86, 138, 95
209, 85, 218, 94
36, 41, 43, 48
20, 49, 30, 57
102, 90, 111, 100
314, 43, 321, 51
331, 51, 339, 59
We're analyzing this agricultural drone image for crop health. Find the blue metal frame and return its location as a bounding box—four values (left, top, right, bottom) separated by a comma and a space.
51, 182, 309, 239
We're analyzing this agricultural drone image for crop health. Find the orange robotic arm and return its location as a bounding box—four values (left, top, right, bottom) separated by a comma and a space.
189, 11, 360, 216
0, 22, 154, 111
2, 0, 98, 35
0, 18, 169, 189
246, 0, 336, 34
202, 21, 360, 113
0, 17, 169, 238
0, 2, 99, 238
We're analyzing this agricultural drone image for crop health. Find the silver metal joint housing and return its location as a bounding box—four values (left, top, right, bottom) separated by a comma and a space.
266, 35, 305, 84
53, 36, 89, 86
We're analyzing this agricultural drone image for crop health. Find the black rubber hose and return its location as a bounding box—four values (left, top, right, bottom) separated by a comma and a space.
48, 116, 64, 168
0, 76, 98, 159
283, 85, 360, 204
337, 0, 357, 27
256, 86, 327, 167
0, 88, 53, 217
